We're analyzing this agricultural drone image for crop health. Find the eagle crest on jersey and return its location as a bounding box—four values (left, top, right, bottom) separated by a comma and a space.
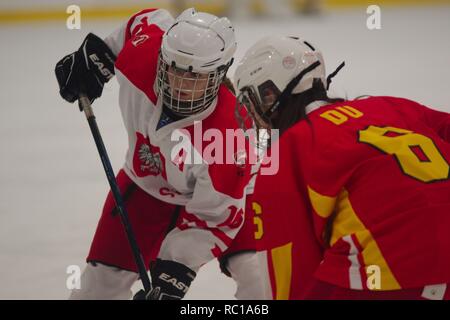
138, 144, 162, 174
133, 132, 167, 179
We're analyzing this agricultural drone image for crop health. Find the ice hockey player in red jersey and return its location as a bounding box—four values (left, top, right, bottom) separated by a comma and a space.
55, 8, 263, 300
234, 35, 450, 299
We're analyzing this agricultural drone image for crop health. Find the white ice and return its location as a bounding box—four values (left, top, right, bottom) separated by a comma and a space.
0, 6, 449, 299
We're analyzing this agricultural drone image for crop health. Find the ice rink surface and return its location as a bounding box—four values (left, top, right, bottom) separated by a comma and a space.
0, 6, 449, 299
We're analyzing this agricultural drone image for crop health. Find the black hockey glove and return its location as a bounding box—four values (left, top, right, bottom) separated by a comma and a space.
55, 33, 116, 104
133, 259, 196, 300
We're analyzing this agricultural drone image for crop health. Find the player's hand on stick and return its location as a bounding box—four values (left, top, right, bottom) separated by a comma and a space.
55, 33, 116, 104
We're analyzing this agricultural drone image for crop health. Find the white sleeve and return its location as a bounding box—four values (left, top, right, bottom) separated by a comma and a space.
103, 22, 127, 57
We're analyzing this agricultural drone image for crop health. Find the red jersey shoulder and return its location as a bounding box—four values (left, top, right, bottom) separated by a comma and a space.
125, 9, 159, 40
180, 85, 241, 141
308, 96, 425, 129
202, 85, 241, 132
201, 86, 253, 200
302, 96, 418, 148
115, 9, 173, 104
182, 84, 251, 163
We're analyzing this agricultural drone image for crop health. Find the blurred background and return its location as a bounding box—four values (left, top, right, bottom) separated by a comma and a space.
0, 0, 449, 299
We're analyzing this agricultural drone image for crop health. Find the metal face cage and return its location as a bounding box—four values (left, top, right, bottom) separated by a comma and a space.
156, 53, 228, 116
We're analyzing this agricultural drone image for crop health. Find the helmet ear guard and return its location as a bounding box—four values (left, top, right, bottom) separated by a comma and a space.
236, 61, 323, 130
264, 60, 345, 125
234, 35, 345, 129
265, 60, 322, 120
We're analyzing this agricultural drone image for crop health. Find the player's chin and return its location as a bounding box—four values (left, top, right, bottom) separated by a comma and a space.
173, 91, 193, 101
177, 97, 193, 102
181, 95, 204, 102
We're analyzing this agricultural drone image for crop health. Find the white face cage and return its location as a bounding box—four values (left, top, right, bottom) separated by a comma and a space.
156, 53, 228, 117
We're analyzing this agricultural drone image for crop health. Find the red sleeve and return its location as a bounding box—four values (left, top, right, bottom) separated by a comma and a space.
383, 96, 450, 143
422, 106, 450, 142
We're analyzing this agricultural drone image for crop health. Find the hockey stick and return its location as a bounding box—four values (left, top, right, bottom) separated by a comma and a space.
78, 93, 152, 293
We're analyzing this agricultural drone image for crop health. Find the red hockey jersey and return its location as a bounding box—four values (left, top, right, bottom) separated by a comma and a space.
249, 146, 323, 299
256, 96, 450, 293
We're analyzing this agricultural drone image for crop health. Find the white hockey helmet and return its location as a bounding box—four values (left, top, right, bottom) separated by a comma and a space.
156, 8, 237, 116
234, 35, 329, 126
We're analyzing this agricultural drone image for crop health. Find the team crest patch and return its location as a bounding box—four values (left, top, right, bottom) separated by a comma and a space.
133, 132, 167, 179
138, 144, 162, 174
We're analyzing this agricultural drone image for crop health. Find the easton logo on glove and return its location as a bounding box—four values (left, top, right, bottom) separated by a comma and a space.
159, 273, 190, 293
89, 53, 114, 80
55, 32, 117, 104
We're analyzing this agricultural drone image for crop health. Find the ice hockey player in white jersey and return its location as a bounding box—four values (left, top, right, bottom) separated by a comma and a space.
55, 8, 264, 300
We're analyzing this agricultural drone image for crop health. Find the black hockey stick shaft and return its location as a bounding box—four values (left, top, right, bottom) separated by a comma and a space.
78, 94, 151, 293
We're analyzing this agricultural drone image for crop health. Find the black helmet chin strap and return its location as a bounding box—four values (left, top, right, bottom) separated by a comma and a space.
265, 60, 322, 119
262, 60, 345, 121
326, 61, 345, 90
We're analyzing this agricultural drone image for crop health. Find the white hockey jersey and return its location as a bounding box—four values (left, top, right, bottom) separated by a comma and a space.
103, 9, 253, 271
